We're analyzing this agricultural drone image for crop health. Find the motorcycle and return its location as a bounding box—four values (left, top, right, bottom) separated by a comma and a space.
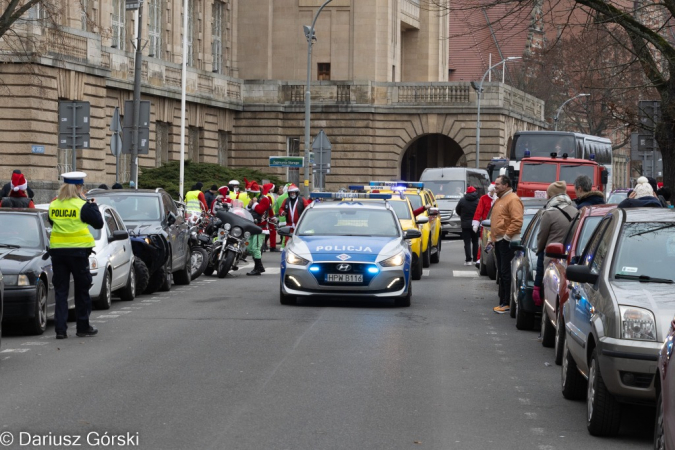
206, 207, 262, 278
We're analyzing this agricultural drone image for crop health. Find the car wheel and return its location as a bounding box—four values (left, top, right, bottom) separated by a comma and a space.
561, 338, 587, 400
93, 270, 112, 310
26, 279, 47, 335
587, 348, 622, 436
485, 250, 496, 280
159, 253, 173, 292
554, 310, 565, 366
133, 259, 150, 295
173, 248, 192, 285
430, 237, 441, 264
190, 247, 209, 281
655, 390, 666, 450
117, 263, 136, 301
279, 287, 297, 305
411, 254, 423, 280
541, 306, 556, 348
395, 279, 411, 307
422, 242, 431, 268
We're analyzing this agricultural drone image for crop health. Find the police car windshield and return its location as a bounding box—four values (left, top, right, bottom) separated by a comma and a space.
296, 208, 399, 237
95, 195, 161, 221
0, 214, 42, 248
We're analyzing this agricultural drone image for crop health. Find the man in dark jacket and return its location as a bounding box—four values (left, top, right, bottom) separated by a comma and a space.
573, 175, 605, 209
1, 169, 34, 199
455, 186, 480, 265
204, 184, 218, 210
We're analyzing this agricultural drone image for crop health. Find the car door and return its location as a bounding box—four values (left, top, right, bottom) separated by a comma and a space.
566, 216, 613, 372
110, 208, 132, 289
103, 208, 127, 289
162, 193, 187, 269
424, 191, 440, 246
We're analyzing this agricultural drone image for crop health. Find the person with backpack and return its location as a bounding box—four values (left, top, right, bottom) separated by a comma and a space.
455, 186, 480, 266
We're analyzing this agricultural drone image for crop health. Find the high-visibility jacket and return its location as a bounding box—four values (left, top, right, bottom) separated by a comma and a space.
229, 190, 249, 206
185, 190, 203, 212
49, 197, 95, 249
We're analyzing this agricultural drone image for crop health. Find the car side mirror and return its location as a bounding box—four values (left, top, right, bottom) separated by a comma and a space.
110, 230, 129, 242
565, 265, 598, 284
545, 243, 566, 259
404, 229, 422, 240
481, 219, 491, 228
167, 211, 177, 226
277, 226, 293, 237
416, 216, 429, 225
428, 207, 439, 216
509, 240, 523, 250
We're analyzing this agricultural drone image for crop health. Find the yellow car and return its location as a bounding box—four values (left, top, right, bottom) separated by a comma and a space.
343, 193, 426, 280
403, 187, 442, 267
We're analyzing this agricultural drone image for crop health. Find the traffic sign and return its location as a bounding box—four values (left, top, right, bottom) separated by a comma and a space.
123, 101, 150, 128
122, 128, 149, 154
269, 156, 304, 168
111, 133, 122, 157
58, 101, 90, 135
111, 106, 122, 132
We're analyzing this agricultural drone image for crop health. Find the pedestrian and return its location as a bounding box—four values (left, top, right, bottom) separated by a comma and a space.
111, 182, 123, 189
490, 175, 524, 314
205, 184, 218, 211
618, 176, 663, 208
456, 186, 480, 265
129, 180, 136, 189
228, 179, 249, 207
48, 172, 104, 339
471, 183, 496, 266
279, 184, 307, 246
573, 175, 605, 209
210, 186, 231, 214
273, 183, 291, 248
247, 182, 275, 275
532, 181, 579, 307
1, 172, 35, 208
265, 184, 279, 252
185, 183, 208, 214
657, 187, 672, 207
647, 177, 669, 206
0, 169, 34, 199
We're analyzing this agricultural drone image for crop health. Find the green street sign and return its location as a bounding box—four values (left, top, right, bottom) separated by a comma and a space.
269, 156, 304, 168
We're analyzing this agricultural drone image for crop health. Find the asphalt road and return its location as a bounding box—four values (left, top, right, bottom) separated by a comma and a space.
0, 239, 653, 450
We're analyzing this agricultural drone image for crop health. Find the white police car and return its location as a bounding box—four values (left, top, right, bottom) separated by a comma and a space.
277, 193, 421, 307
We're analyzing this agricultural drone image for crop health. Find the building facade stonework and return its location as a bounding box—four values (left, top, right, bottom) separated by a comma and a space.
0, 0, 543, 198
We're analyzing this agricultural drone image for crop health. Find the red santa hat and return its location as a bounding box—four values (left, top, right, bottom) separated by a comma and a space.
262, 183, 274, 196
11, 173, 27, 192
218, 186, 229, 196
287, 184, 300, 193
247, 181, 261, 193
466, 186, 476, 194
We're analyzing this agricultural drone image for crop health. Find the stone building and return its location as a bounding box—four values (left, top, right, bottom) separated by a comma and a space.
0, 0, 543, 200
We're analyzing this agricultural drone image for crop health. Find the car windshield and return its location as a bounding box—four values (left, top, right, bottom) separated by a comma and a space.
94, 195, 161, 221
560, 165, 595, 185
436, 198, 459, 210
613, 222, 675, 281
607, 192, 628, 204
421, 180, 464, 197
0, 214, 42, 248
575, 216, 602, 255
520, 163, 557, 183
296, 208, 399, 237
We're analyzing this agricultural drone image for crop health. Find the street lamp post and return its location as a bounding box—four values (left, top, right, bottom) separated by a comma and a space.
303, 0, 332, 197
554, 93, 590, 131
474, 56, 521, 168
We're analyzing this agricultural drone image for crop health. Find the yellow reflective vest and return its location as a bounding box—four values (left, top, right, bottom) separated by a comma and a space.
185, 190, 203, 212
49, 197, 95, 249
228, 190, 249, 206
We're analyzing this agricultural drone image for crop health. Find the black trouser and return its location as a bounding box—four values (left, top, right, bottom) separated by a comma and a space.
52, 254, 92, 334
495, 240, 515, 306
461, 227, 478, 262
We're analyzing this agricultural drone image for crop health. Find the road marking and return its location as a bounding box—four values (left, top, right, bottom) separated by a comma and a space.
89, 320, 107, 323
263, 268, 280, 275
452, 270, 479, 277
141, 300, 161, 303
97, 315, 119, 319
121, 307, 142, 310
22, 342, 49, 346
423, 269, 430, 277
0, 349, 30, 353
113, 311, 131, 314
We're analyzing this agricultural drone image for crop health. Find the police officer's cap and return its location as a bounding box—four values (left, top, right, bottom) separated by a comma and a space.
61, 171, 87, 185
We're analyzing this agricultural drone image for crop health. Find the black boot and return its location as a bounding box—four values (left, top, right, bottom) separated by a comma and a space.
259, 258, 266, 273
247, 258, 263, 276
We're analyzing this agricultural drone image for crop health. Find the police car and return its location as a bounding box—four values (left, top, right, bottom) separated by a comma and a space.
277, 193, 421, 307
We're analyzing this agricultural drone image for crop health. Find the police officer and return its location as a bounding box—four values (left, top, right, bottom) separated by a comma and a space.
185, 182, 207, 213
49, 172, 104, 339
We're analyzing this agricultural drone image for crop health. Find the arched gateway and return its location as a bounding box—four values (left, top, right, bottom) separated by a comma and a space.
400, 134, 466, 181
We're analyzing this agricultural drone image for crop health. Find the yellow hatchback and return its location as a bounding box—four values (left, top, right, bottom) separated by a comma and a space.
402, 187, 442, 267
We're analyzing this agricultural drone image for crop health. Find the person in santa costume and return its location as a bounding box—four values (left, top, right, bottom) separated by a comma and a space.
246, 182, 275, 276
278, 184, 307, 246
210, 186, 232, 214
1, 172, 35, 208
471, 183, 496, 267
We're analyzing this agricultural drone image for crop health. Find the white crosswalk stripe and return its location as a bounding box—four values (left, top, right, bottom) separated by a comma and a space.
453, 270, 479, 277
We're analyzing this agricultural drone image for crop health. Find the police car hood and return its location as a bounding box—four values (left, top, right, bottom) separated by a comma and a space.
291, 236, 402, 263
610, 281, 675, 341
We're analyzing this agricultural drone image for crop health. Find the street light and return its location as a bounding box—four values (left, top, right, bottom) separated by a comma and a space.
303, 0, 332, 197
554, 93, 590, 131
474, 56, 521, 168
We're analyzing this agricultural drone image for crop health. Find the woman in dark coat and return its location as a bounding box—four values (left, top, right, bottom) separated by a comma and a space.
455, 186, 481, 265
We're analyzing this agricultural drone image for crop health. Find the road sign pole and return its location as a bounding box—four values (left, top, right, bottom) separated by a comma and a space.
319, 139, 324, 189
130, 0, 145, 188
71, 102, 77, 171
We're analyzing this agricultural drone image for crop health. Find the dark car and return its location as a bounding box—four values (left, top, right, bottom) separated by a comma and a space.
0, 209, 74, 335
89, 189, 191, 293
656, 318, 675, 449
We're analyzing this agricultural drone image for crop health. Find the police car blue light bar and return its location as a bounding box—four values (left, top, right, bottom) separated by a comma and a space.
311, 192, 392, 200
369, 181, 424, 189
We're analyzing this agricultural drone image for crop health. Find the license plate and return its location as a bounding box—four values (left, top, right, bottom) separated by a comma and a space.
534, 190, 547, 199
325, 274, 363, 283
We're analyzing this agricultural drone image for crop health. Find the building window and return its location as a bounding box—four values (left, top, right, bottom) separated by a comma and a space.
212, 1, 223, 73
148, 0, 162, 58
287, 137, 300, 186
188, 126, 201, 162
112, 0, 125, 50
155, 122, 170, 167
29, 3, 48, 21
318, 63, 331, 81
218, 131, 229, 166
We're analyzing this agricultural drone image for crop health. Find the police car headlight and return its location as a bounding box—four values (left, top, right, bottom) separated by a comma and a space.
380, 251, 405, 267
286, 250, 309, 266
89, 257, 99, 270
232, 227, 243, 238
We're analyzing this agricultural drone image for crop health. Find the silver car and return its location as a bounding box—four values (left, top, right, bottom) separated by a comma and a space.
561, 207, 675, 437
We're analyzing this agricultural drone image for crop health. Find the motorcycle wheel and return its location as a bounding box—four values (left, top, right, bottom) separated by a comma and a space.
190, 247, 209, 280
217, 250, 237, 278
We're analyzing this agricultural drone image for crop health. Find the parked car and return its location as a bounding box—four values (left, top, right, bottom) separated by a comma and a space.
419, 167, 490, 198
0, 209, 74, 335
0, 269, 4, 349
435, 194, 462, 237
655, 317, 675, 449
561, 208, 675, 436
90, 189, 191, 294
403, 186, 441, 266
607, 188, 630, 204
541, 205, 615, 364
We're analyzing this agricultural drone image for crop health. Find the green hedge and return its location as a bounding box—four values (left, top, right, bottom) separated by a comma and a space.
138, 161, 286, 199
